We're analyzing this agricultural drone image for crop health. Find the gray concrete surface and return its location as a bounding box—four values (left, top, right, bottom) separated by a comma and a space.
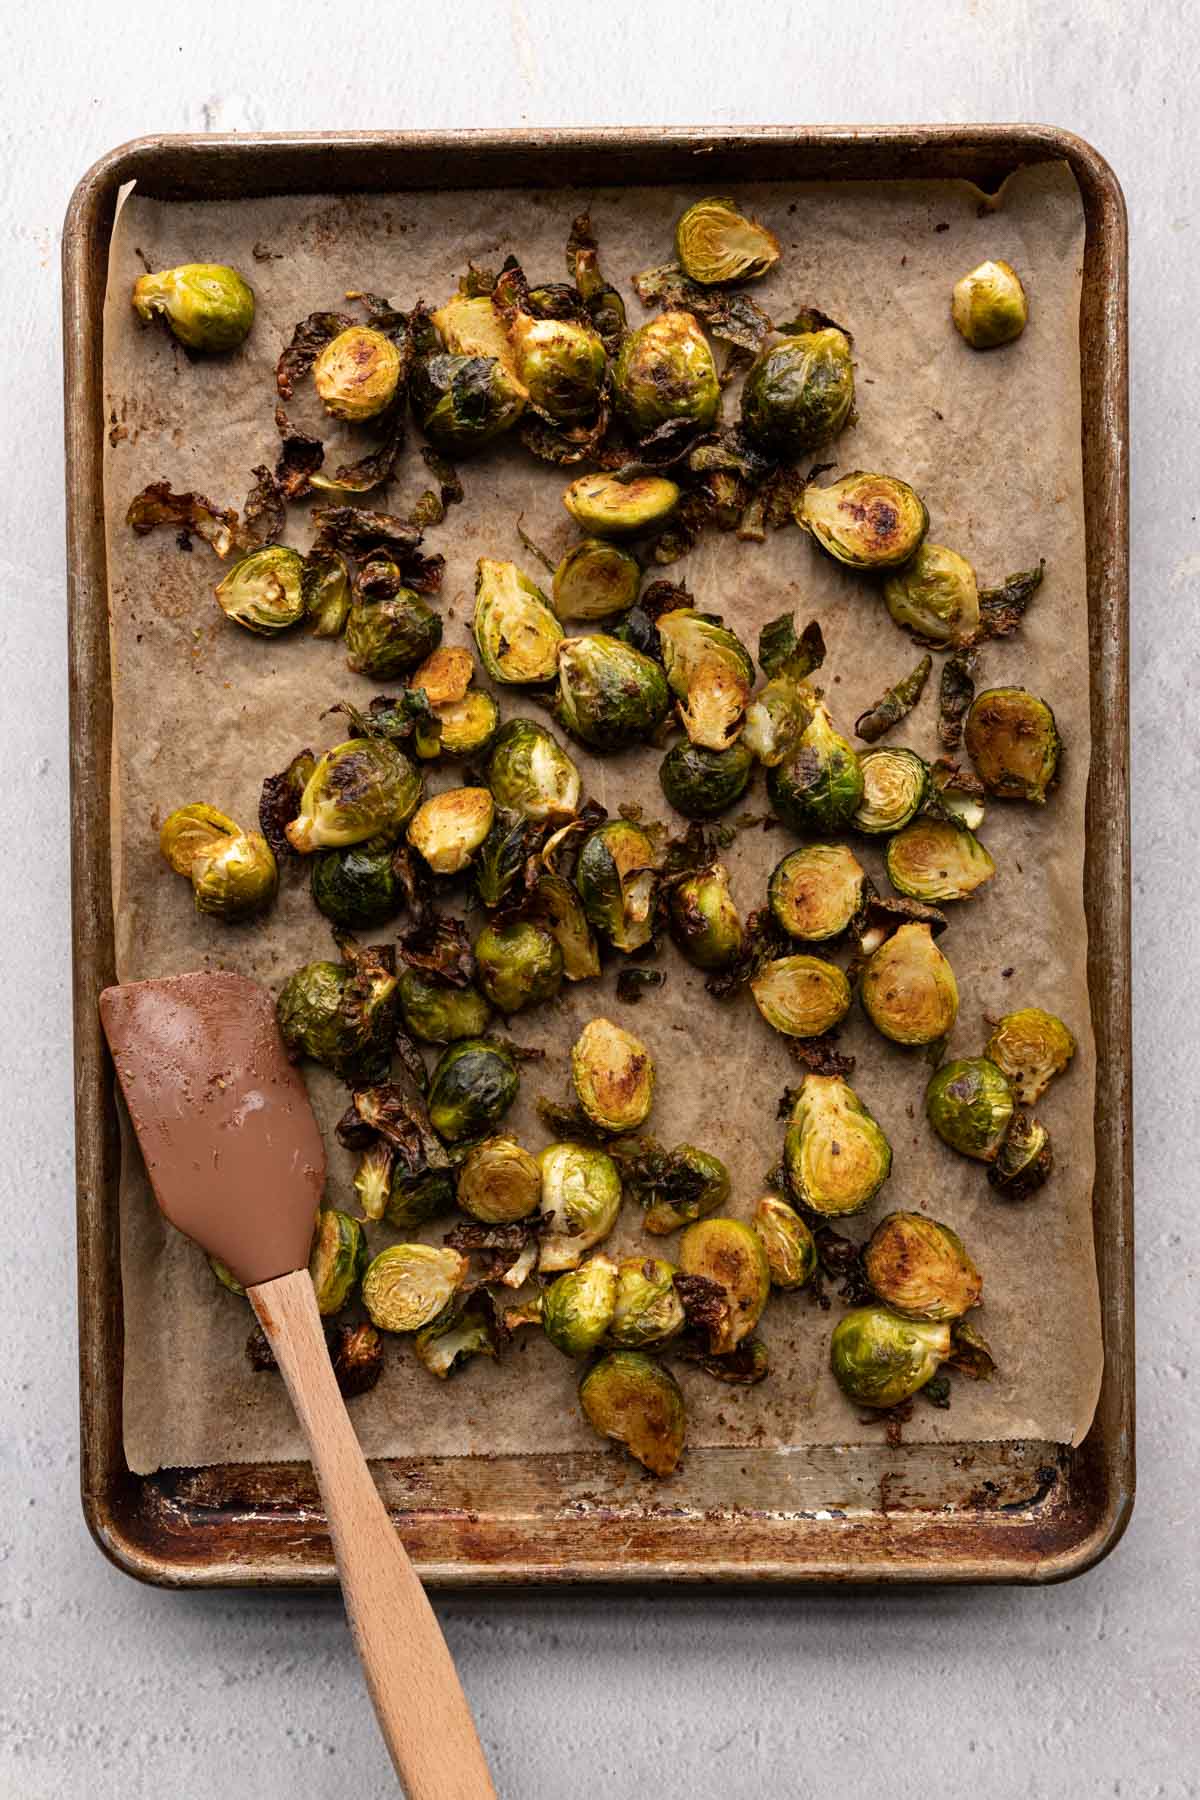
1, 3, 1193, 1795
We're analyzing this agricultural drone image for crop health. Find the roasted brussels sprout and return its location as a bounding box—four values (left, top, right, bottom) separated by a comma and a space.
286, 738, 422, 852
925, 1057, 1014, 1160
432, 293, 518, 368
532, 869, 602, 980
886, 818, 995, 902
797, 472, 929, 569
311, 841, 402, 929
302, 549, 353, 638
675, 197, 781, 285
346, 585, 441, 680
928, 758, 986, 830
657, 610, 755, 751
353, 1141, 394, 1223
678, 1218, 771, 1355
509, 313, 606, 421
552, 539, 641, 621
984, 1007, 1076, 1103
769, 843, 866, 941
457, 1134, 543, 1223
562, 472, 682, 538
641, 1143, 731, 1235
472, 558, 563, 685
159, 803, 243, 875
410, 644, 474, 708
742, 677, 815, 769
542, 1255, 620, 1355
766, 701, 864, 834
396, 968, 491, 1044
309, 1208, 367, 1315
557, 634, 672, 749
413, 1295, 499, 1378
609, 1256, 685, 1347
659, 740, 754, 819
613, 311, 720, 433
436, 690, 501, 757
852, 747, 929, 835
988, 1110, 1053, 1198
579, 1350, 686, 1476
473, 918, 563, 1013
883, 543, 980, 647
785, 1074, 892, 1216
571, 1017, 655, 1134
312, 326, 402, 422
863, 1212, 981, 1321
215, 545, 306, 635
861, 922, 958, 1045
668, 862, 744, 971
952, 259, 1028, 349
189, 830, 278, 920
406, 786, 494, 874
276, 950, 397, 1084
427, 1037, 520, 1143
487, 720, 581, 821
131, 262, 254, 351
362, 1243, 467, 1333
575, 819, 658, 952
385, 1162, 457, 1232
831, 1307, 951, 1408
741, 329, 855, 455
964, 688, 1061, 803
538, 1141, 623, 1271
751, 955, 852, 1039
410, 351, 525, 454
752, 1195, 817, 1290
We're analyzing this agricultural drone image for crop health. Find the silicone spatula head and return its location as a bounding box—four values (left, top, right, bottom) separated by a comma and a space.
99, 971, 326, 1289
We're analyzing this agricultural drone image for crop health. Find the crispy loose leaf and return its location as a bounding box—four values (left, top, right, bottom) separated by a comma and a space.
309, 504, 423, 555
241, 464, 286, 545
276, 309, 356, 400
687, 427, 776, 484
855, 654, 932, 743
673, 1272, 728, 1337
310, 404, 407, 496
519, 390, 612, 467
704, 906, 789, 1001
566, 211, 627, 353
674, 1334, 770, 1385
258, 748, 316, 859
978, 559, 1046, 639
938, 649, 978, 750
632, 261, 774, 356
409, 446, 465, 526
758, 613, 826, 681
783, 1035, 856, 1077
616, 967, 667, 1005
273, 404, 326, 499
774, 306, 853, 342
126, 481, 252, 558
813, 1226, 872, 1305
397, 915, 475, 988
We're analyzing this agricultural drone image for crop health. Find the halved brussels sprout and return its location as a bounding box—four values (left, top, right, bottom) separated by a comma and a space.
988, 1110, 1053, 1198
742, 676, 815, 768
668, 862, 744, 971
613, 311, 720, 433
509, 313, 606, 421
474, 919, 563, 1014
346, 586, 442, 680
752, 1195, 817, 1290
312, 326, 402, 421
532, 869, 602, 981
886, 819, 995, 902
929, 758, 986, 830
457, 1134, 543, 1223
830, 1307, 951, 1408
413, 1296, 499, 1379
984, 1007, 1076, 1104
675, 197, 781, 285
538, 1141, 623, 1271
427, 1038, 520, 1143
131, 262, 254, 351
362, 1243, 467, 1333
309, 1208, 367, 1315
190, 830, 277, 920
406, 786, 494, 874
487, 720, 581, 821
571, 1017, 655, 1134
432, 294, 519, 371
677, 1218, 771, 1355
766, 701, 864, 834
437, 691, 501, 757
785, 1074, 892, 1216
863, 1212, 981, 1321
852, 747, 929, 835
410, 351, 525, 454
276, 951, 397, 1085
287, 738, 422, 852
609, 1256, 685, 1347
659, 740, 754, 820
861, 922, 958, 1045
311, 841, 402, 929
751, 955, 852, 1039
562, 473, 681, 539
472, 558, 563, 685
215, 545, 306, 635
579, 1350, 686, 1476
925, 1057, 1014, 1160
552, 540, 641, 621
740, 329, 855, 455
302, 550, 352, 638
557, 634, 672, 749
657, 610, 755, 751
397, 969, 491, 1044
769, 843, 865, 941
575, 819, 658, 952
642, 1144, 731, 1236
964, 688, 1061, 803
411, 644, 475, 708
159, 803, 243, 875
797, 472, 929, 569
952, 259, 1028, 349
543, 1255, 620, 1355
883, 542, 980, 647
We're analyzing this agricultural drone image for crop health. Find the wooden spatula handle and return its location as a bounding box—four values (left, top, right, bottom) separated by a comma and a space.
250, 1269, 496, 1800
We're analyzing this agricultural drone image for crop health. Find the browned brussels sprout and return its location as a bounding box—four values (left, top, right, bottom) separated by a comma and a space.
657, 609, 755, 751
457, 1134, 543, 1223
785, 1074, 892, 1216
557, 634, 672, 749
987, 1111, 1053, 1199
675, 198, 781, 285
313, 326, 403, 421
473, 919, 564, 1014
542, 1255, 620, 1355
884, 543, 980, 647
613, 311, 720, 433
886, 819, 995, 902
797, 472, 929, 569
538, 1142, 623, 1271
396, 968, 491, 1045
406, 787, 494, 874
362, 1243, 467, 1333
952, 259, 1028, 349
159, 803, 242, 874
831, 1307, 951, 1408
472, 558, 563, 685
215, 545, 306, 635
410, 351, 525, 455
638, 1143, 731, 1236
427, 1038, 520, 1143
579, 1350, 686, 1476
575, 820, 658, 952
668, 862, 744, 971
752, 1195, 817, 1290
487, 719, 581, 821
863, 1212, 981, 1321
741, 329, 855, 455
677, 1218, 771, 1355
287, 738, 422, 851
308, 1208, 368, 1315
311, 841, 403, 930
571, 1017, 655, 1134
751, 956, 852, 1039
345, 582, 442, 680
861, 922, 958, 1045
552, 539, 641, 621
852, 748, 929, 835
984, 1008, 1076, 1103
562, 472, 681, 539
509, 313, 606, 421
769, 843, 866, 941
925, 1057, 1014, 1160
964, 688, 1061, 803
609, 1256, 685, 1347
659, 740, 754, 819
189, 830, 278, 920
276, 941, 397, 1085
766, 701, 864, 833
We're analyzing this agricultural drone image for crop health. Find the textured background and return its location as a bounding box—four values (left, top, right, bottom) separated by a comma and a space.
2, 4, 1193, 1795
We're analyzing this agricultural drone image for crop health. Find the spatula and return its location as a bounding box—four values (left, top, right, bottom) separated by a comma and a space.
100, 969, 496, 1800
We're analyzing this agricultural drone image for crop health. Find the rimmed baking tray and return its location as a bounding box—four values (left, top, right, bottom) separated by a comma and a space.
64, 125, 1130, 1587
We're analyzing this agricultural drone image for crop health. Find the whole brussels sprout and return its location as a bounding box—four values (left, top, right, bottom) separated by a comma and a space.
215, 545, 306, 635
473, 558, 563, 684
609, 1256, 685, 1347
852, 747, 929, 835
509, 313, 607, 421
131, 262, 254, 351
964, 687, 1061, 803
766, 701, 864, 834
456, 1134, 543, 1223
410, 351, 525, 454
861, 922, 958, 1045
741, 329, 855, 455
427, 1038, 520, 1143
562, 472, 681, 539
552, 540, 641, 621
797, 472, 929, 569
159, 802, 242, 875
406, 786, 494, 874
952, 259, 1028, 349
190, 830, 278, 920
769, 843, 866, 941
487, 719, 581, 822
657, 610, 755, 752
571, 1017, 655, 1134
313, 326, 403, 421
538, 1141, 623, 1271
386, 1163, 458, 1232
436, 691, 501, 758
579, 1350, 686, 1476
678, 1218, 771, 1355
987, 1110, 1053, 1199
309, 1209, 368, 1316
614, 311, 720, 433
311, 841, 403, 929
575, 819, 658, 952
346, 586, 442, 680
674, 197, 781, 285
276, 953, 397, 1085
641, 1143, 731, 1236
751, 955, 852, 1039
752, 1195, 817, 1290
984, 1007, 1076, 1104
883, 543, 980, 647
286, 738, 422, 852
886, 819, 995, 902
474, 918, 564, 1014
542, 1254, 619, 1356
785, 1074, 892, 1216
925, 1057, 1014, 1161
396, 968, 491, 1044
362, 1243, 467, 1333
830, 1307, 951, 1408
659, 740, 754, 820
863, 1212, 982, 1321
668, 862, 743, 971
557, 635, 671, 750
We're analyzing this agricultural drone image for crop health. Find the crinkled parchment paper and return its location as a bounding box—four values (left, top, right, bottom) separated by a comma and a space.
100, 163, 1101, 1475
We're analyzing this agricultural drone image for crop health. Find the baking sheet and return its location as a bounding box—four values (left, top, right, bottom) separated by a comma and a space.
100, 164, 1101, 1476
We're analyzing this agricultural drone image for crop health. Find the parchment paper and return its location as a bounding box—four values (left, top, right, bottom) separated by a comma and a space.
100, 164, 1101, 1475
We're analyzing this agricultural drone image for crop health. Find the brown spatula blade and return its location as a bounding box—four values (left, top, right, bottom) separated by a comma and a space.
100, 970, 326, 1288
